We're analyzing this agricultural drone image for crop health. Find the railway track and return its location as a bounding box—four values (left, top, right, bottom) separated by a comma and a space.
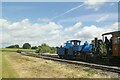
17, 51, 120, 74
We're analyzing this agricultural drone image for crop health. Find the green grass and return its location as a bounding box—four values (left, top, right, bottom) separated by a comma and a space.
0, 50, 2, 78
2, 52, 19, 78
0, 48, 35, 53
1, 48, 35, 78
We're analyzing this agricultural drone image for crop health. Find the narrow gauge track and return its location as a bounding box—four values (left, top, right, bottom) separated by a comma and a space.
17, 51, 120, 74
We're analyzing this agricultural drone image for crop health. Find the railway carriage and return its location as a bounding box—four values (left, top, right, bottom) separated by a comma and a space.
102, 31, 120, 57
102, 31, 120, 65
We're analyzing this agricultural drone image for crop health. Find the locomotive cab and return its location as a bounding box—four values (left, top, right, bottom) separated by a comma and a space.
57, 40, 81, 59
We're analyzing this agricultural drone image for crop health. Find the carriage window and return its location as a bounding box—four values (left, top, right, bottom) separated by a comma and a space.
113, 38, 118, 44
113, 37, 120, 44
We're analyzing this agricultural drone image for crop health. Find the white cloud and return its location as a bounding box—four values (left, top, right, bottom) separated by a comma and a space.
0, 19, 10, 28
84, 0, 108, 11
0, 19, 7, 26
1, 18, 118, 47
1, 18, 64, 47
64, 22, 82, 32
75, 22, 118, 43
96, 14, 109, 22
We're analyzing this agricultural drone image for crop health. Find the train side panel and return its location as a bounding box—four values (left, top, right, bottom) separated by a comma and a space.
57, 48, 65, 56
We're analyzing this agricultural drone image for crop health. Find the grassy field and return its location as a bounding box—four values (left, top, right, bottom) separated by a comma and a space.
1, 48, 35, 78
0, 49, 2, 78
1, 48, 118, 78
0, 48, 35, 53
2, 52, 18, 78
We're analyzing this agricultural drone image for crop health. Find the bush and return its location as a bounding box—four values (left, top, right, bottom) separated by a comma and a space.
31, 46, 38, 49
50, 47, 56, 53
35, 43, 56, 53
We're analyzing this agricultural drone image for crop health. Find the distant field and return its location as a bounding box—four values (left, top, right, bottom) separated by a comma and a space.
1, 48, 118, 78
1, 48, 35, 53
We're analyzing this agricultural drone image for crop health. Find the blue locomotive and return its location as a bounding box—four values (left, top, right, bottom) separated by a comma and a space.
57, 40, 95, 60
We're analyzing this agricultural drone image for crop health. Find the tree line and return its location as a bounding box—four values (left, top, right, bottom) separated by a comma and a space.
6, 43, 56, 53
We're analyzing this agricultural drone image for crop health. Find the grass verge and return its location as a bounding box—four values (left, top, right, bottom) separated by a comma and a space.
1, 48, 35, 53
0, 49, 2, 79
2, 52, 19, 78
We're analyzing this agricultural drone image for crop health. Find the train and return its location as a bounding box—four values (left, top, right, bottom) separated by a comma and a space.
57, 31, 120, 65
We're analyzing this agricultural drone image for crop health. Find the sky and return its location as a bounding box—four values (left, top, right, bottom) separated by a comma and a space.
0, 0, 119, 48
2, 0, 119, 2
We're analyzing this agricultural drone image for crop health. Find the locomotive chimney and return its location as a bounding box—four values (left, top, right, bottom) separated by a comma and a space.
95, 38, 98, 52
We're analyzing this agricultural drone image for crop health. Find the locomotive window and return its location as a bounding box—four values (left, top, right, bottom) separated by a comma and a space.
72, 42, 74, 45
77, 42, 79, 45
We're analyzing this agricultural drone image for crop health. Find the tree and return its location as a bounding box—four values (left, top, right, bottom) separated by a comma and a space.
31, 46, 38, 49
6, 44, 19, 48
22, 43, 31, 49
14, 44, 19, 48
6, 45, 15, 48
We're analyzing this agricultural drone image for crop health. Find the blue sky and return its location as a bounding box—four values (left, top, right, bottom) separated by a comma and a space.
2, 2, 118, 26
1, 1, 119, 47
2, 0, 119, 2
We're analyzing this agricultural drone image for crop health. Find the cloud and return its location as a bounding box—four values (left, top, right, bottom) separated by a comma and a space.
64, 22, 82, 32
1, 18, 118, 47
84, 0, 108, 11
0, 19, 9, 27
96, 14, 109, 22
74, 22, 118, 43
1, 18, 63, 47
